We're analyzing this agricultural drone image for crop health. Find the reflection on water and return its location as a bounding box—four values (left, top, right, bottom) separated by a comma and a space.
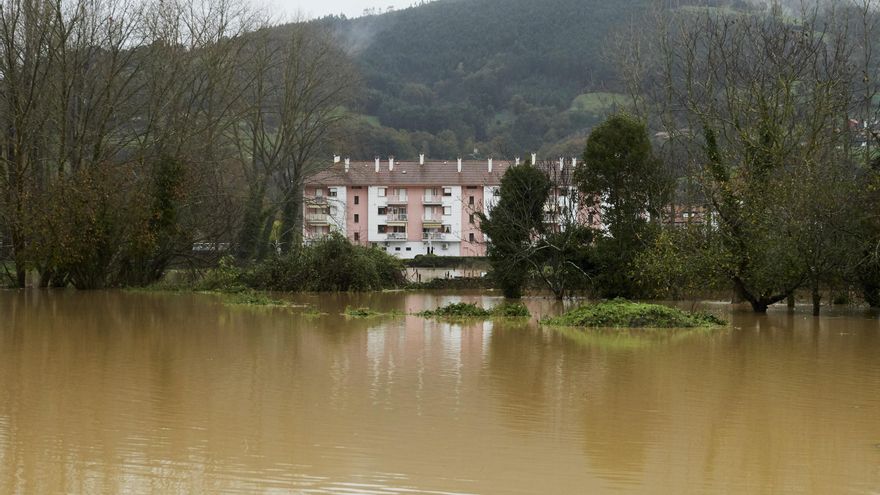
1, 291, 879, 494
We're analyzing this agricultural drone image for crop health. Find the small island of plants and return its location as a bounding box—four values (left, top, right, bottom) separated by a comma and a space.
418, 302, 531, 320
544, 300, 725, 329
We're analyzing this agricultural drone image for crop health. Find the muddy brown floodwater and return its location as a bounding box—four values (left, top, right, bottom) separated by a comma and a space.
0, 290, 879, 494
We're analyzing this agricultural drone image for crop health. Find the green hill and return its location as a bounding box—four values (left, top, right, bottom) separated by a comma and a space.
298, 0, 745, 159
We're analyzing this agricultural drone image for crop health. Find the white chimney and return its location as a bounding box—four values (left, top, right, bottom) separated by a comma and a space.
333, 155, 341, 164
571, 157, 577, 168
375, 157, 380, 173
531, 153, 537, 165
389, 157, 395, 171
488, 158, 493, 173
559, 158, 565, 171
344, 157, 350, 172
457, 157, 462, 173
515, 156, 521, 166
419, 153, 425, 165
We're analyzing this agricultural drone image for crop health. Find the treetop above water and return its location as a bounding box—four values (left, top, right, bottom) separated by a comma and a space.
544, 300, 726, 329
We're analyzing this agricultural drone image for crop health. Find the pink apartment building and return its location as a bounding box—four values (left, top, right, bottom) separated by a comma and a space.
304, 155, 592, 259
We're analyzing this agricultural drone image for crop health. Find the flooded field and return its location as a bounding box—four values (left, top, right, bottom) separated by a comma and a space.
0, 290, 878, 494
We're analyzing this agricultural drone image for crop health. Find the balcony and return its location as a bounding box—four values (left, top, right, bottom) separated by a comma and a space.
387, 213, 408, 223
309, 196, 328, 205
387, 232, 407, 240
386, 195, 408, 205
423, 232, 446, 241
543, 213, 558, 224
306, 213, 330, 225
422, 195, 443, 205
422, 215, 443, 226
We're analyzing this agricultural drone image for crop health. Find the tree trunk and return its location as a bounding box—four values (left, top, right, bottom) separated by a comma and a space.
787, 293, 795, 310
749, 300, 769, 313
812, 282, 821, 317
236, 184, 267, 261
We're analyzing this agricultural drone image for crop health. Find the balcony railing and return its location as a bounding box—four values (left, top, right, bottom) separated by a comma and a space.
422, 195, 443, 204
309, 196, 328, 205
423, 232, 445, 241
386, 195, 408, 204
387, 232, 407, 240
422, 215, 442, 224
306, 214, 330, 224
387, 213, 408, 222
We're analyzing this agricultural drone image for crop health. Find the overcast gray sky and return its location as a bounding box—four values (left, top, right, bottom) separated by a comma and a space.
257, 0, 412, 19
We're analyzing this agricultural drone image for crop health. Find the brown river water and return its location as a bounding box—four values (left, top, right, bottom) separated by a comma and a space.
0, 290, 878, 494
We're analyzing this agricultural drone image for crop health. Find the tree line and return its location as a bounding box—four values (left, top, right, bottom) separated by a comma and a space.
483, 1, 880, 314
0, 0, 355, 289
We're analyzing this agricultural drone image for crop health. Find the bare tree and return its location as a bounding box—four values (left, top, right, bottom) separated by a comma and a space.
232, 22, 357, 259
620, 1, 874, 312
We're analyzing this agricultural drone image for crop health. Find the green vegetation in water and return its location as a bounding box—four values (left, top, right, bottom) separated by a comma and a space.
544, 300, 725, 328
221, 290, 289, 307
302, 307, 329, 318
343, 306, 404, 318
418, 302, 530, 320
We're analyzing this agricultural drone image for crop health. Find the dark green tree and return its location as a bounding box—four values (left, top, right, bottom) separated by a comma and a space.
479, 163, 551, 298
575, 113, 670, 298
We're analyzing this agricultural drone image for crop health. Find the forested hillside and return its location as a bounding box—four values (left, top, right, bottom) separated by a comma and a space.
308, 0, 657, 159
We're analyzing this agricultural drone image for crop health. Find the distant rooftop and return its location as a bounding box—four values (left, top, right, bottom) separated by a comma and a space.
306, 159, 514, 187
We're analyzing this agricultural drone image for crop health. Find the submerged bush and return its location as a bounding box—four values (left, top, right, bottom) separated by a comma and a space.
491, 302, 532, 317
344, 306, 404, 318
246, 233, 405, 292
544, 299, 725, 328
197, 256, 246, 292
419, 301, 531, 319
223, 290, 287, 307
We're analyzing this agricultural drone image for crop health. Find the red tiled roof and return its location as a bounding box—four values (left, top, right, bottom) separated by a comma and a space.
306, 160, 513, 187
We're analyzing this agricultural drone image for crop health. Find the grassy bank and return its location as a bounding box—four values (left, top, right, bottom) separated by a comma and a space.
544, 300, 725, 328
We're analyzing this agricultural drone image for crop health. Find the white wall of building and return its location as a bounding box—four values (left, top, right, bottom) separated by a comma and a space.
328, 187, 347, 235
446, 186, 463, 242
367, 186, 388, 243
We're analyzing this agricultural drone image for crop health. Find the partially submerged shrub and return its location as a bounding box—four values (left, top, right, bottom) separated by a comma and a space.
196, 256, 245, 292
344, 306, 403, 318
491, 302, 531, 317
419, 301, 531, 319
246, 233, 405, 292
223, 289, 287, 307
544, 299, 725, 328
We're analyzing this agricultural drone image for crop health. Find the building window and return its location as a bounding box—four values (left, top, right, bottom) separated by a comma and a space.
378, 187, 386, 197
443, 206, 452, 216
315, 188, 324, 197
378, 207, 387, 216
469, 233, 475, 242
329, 188, 338, 197
467, 186, 478, 190
378, 225, 387, 234
354, 214, 360, 223
469, 196, 474, 205
469, 214, 475, 224
354, 195, 360, 205
395, 247, 401, 251
443, 187, 452, 197
353, 186, 363, 190
443, 224, 452, 234
406, 247, 412, 252
354, 232, 360, 241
